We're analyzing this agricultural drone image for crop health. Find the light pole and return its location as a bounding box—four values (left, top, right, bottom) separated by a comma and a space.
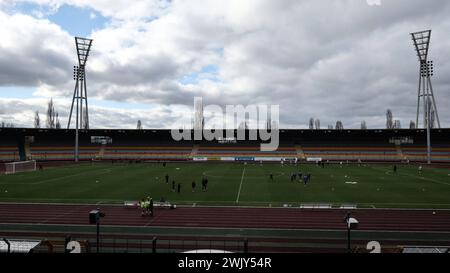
411, 30, 440, 164
89, 208, 105, 253
68, 37, 93, 162
344, 212, 359, 253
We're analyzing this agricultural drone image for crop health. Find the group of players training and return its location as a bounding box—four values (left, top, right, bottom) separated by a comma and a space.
164, 173, 209, 193
268, 171, 312, 184
160, 162, 210, 193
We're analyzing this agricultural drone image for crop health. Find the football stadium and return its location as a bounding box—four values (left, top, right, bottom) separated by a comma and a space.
1, 128, 450, 254
1, 0, 450, 259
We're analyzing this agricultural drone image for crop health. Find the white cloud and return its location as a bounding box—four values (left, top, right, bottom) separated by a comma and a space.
0, 10, 74, 87
1, 0, 450, 129
0, 97, 194, 129
367, 0, 382, 6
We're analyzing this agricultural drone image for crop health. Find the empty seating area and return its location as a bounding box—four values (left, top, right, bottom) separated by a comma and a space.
103, 146, 192, 160
401, 146, 450, 162
197, 146, 297, 158
0, 128, 449, 163
0, 132, 20, 162
302, 146, 399, 162
30, 146, 99, 161
0, 146, 19, 162
26, 146, 194, 161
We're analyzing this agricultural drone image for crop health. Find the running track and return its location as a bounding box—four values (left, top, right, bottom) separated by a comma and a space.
1, 203, 450, 232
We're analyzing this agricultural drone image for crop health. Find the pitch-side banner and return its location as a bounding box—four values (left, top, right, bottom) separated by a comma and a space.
307, 157, 323, 162
192, 157, 208, 161
254, 157, 283, 162
235, 157, 255, 161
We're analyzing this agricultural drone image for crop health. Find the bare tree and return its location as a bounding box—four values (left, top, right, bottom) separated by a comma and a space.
335, 121, 344, 130
327, 124, 333, 130
137, 120, 143, 130
393, 120, 401, 129
430, 109, 435, 129
425, 98, 435, 128
55, 112, 61, 129
82, 109, 89, 129
46, 98, 56, 128
360, 120, 367, 130
409, 120, 416, 129
386, 109, 393, 129
308, 118, 314, 130
314, 119, 320, 130
34, 111, 40, 128
1, 122, 14, 128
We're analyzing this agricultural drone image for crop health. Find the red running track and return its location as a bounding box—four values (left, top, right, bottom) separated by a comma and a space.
0, 204, 450, 232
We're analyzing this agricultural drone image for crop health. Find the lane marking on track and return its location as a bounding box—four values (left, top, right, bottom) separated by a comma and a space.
235, 167, 246, 204
3, 199, 450, 209
38, 205, 91, 225
145, 213, 164, 227
2, 222, 450, 236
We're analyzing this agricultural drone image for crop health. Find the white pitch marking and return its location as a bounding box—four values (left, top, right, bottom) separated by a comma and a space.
235, 167, 246, 203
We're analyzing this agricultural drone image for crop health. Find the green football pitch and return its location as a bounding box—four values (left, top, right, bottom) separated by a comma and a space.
0, 162, 450, 209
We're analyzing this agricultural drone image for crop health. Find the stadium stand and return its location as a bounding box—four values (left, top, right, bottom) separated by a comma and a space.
302, 146, 399, 162
103, 146, 192, 160
0, 131, 20, 162
0, 145, 19, 162
0, 128, 449, 163
196, 146, 297, 158
401, 146, 450, 162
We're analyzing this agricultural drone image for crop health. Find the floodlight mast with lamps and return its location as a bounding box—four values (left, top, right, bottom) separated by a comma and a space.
67, 37, 93, 162
411, 30, 439, 164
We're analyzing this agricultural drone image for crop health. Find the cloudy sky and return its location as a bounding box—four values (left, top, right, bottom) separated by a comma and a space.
0, 0, 449, 129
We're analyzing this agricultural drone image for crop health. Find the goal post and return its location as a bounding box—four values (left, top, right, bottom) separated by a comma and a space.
4, 160, 37, 175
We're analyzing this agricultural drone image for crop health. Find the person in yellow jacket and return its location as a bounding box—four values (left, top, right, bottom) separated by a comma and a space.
140, 198, 147, 216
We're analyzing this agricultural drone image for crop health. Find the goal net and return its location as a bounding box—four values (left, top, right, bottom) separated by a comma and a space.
4, 160, 37, 175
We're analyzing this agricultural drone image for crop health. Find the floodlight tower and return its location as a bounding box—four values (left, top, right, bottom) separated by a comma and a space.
411, 30, 439, 164
67, 37, 93, 162
411, 30, 440, 129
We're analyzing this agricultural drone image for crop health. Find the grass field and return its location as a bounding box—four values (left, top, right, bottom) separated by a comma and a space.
0, 162, 450, 208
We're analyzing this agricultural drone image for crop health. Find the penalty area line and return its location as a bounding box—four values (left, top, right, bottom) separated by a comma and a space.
236, 167, 246, 204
